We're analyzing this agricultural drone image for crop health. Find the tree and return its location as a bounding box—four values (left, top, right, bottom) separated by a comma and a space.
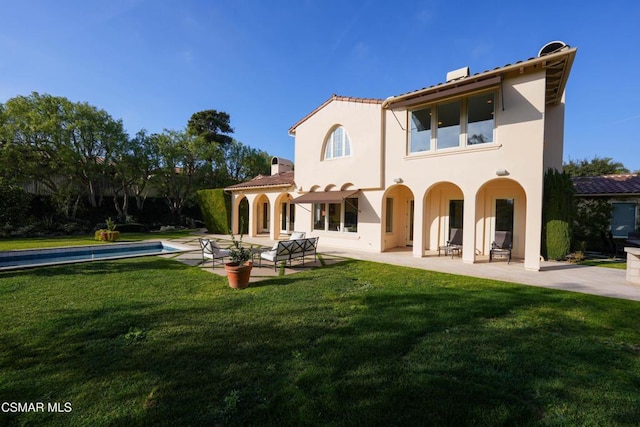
563, 156, 629, 177
223, 140, 272, 186
187, 110, 233, 146
0, 92, 127, 218
150, 129, 205, 222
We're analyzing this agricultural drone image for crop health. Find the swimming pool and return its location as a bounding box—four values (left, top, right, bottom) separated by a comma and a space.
0, 241, 194, 271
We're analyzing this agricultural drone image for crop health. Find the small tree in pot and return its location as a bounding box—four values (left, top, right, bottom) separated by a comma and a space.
224, 233, 253, 289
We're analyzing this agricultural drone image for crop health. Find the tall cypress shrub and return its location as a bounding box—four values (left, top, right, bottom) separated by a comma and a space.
543, 169, 574, 260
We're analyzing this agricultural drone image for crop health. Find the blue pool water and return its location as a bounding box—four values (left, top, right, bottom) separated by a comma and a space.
0, 241, 193, 271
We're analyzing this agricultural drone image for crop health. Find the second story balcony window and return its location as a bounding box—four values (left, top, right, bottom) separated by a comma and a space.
409, 91, 496, 154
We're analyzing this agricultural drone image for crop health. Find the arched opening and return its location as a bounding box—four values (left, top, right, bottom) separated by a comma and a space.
253, 194, 270, 235
382, 184, 415, 251
276, 193, 295, 236
238, 197, 249, 234
423, 182, 464, 253
475, 178, 527, 259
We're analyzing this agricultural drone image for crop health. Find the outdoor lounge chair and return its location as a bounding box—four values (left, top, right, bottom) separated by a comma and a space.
199, 238, 230, 269
438, 228, 462, 258
490, 231, 512, 263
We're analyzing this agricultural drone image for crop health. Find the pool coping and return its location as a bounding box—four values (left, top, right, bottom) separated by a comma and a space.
0, 240, 196, 271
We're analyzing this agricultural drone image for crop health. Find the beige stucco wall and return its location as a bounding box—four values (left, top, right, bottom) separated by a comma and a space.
543, 92, 566, 172
293, 99, 383, 192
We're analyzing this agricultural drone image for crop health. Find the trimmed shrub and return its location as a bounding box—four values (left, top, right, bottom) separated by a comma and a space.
196, 189, 231, 234
543, 169, 574, 260
0, 178, 32, 227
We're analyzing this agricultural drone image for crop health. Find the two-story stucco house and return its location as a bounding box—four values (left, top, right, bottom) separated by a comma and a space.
226, 42, 577, 271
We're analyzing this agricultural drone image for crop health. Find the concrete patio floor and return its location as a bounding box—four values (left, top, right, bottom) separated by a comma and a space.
163, 232, 640, 302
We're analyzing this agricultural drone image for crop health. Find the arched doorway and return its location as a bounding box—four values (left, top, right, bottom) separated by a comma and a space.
254, 195, 270, 235
382, 184, 415, 251
423, 182, 464, 252
276, 194, 295, 236
475, 178, 527, 259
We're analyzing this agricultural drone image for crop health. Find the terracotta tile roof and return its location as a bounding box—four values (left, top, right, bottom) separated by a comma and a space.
288, 94, 383, 135
573, 174, 640, 196
383, 47, 576, 109
226, 171, 296, 190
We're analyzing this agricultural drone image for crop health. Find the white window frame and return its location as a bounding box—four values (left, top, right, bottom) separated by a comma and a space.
408, 90, 496, 155
324, 126, 351, 160
312, 197, 359, 233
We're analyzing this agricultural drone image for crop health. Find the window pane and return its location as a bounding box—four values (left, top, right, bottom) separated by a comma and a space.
467, 93, 494, 145
324, 141, 331, 159
449, 200, 464, 230
333, 128, 343, 157
344, 198, 358, 232
328, 203, 341, 231
385, 197, 393, 232
313, 203, 326, 230
496, 199, 514, 232
611, 202, 636, 238
437, 100, 461, 149
410, 108, 431, 153
344, 133, 351, 156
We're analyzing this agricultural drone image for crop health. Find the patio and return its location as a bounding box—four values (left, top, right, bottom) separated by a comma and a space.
163, 232, 640, 301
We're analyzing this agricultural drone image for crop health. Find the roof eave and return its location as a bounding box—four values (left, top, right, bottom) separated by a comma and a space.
382, 47, 578, 109
225, 183, 295, 192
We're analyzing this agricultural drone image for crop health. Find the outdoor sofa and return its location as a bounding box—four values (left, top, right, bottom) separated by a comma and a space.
259, 237, 319, 270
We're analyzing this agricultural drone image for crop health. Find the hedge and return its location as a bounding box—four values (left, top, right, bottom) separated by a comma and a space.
196, 189, 231, 234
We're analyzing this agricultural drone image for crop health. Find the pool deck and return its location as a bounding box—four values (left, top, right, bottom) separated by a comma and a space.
163, 232, 640, 302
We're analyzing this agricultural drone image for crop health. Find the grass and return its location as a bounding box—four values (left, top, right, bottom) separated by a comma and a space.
578, 259, 627, 269
1, 254, 639, 425
0, 229, 197, 251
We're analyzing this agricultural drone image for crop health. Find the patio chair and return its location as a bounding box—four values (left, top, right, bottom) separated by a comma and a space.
438, 228, 463, 258
199, 238, 230, 269
490, 231, 512, 263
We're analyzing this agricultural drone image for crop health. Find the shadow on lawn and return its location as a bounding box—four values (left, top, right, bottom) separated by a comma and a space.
2, 260, 639, 425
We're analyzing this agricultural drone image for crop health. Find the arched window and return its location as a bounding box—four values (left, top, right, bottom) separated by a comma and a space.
324, 126, 351, 160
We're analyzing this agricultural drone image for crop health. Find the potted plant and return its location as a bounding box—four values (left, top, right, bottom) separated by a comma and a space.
224, 233, 253, 289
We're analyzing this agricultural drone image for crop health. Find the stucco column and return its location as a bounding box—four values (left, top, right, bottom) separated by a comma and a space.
269, 197, 278, 240
462, 190, 477, 264
229, 194, 238, 235
524, 191, 542, 271
412, 196, 425, 257
245, 195, 256, 238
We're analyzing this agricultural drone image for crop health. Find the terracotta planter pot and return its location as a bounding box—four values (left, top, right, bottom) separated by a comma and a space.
99, 230, 120, 242
224, 261, 253, 289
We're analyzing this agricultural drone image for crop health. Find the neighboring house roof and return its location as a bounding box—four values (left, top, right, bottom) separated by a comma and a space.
288, 94, 383, 135
225, 171, 296, 191
289, 46, 577, 135
573, 174, 640, 196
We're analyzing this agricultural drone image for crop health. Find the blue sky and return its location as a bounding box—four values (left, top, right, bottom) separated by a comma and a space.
1, 0, 639, 172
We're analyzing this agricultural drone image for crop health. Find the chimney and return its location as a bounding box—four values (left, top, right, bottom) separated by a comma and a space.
446, 66, 470, 82
271, 157, 293, 175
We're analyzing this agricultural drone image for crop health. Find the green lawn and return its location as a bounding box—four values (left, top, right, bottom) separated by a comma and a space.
578, 259, 627, 269
1, 255, 639, 425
